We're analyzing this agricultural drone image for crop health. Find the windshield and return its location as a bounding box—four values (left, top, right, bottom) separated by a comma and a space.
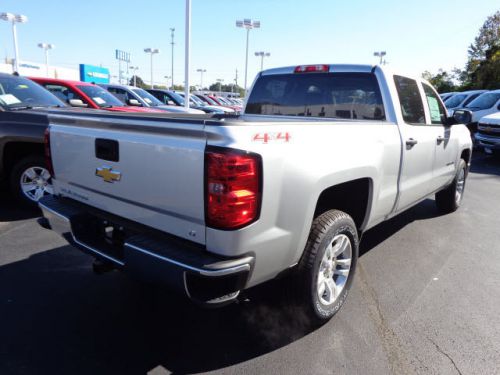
167, 91, 185, 105
132, 88, 164, 107
246, 72, 385, 120
465, 92, 500, 110
189, 95, 205, 106
0, 75, 65, 110
444, 94, 467, 108
77, 85, 124, 107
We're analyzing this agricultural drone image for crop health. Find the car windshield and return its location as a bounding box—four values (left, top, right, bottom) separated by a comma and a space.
466, 92, 500, 110
444, 94, 467, 108
77, 85, 124, 107
246, 72, 386, 120
0, 75, 65, 110
168, 91, 185, 105
132, 88, 164, 107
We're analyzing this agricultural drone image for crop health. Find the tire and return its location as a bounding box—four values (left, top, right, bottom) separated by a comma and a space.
293, 210, 358, 326
9, 155, 53, 207
435, 159, 467, 213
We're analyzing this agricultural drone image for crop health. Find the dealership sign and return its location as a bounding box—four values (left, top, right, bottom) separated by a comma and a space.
79, 64, 110, 84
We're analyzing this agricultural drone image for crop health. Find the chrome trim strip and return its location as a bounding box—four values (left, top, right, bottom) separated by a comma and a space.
39, 202, 70, 223
72, 236, 125, 266
124, 242, 251, 277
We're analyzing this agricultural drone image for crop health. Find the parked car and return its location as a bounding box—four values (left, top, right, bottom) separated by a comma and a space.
100, 84, 201, 114
146, 89, 214, 114
182, 93, 234, 114
444, 90, 487, 115
0, 73, 67, 205
207, 94, 241, 113
476, 112, 500, 156
30, 78, 162, 113
462, 89, 500, 135
40, 64, 472, 325
440, 92, 455, 102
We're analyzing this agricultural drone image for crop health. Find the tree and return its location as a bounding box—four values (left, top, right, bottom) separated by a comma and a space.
469, 44, 500, 89
422, 69, 457, 93
462, 11, 500, 88
128, 75, 146, 88
207, 82, 245, 97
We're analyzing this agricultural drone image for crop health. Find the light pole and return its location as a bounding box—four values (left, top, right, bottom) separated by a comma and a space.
1, 13, 28, 73
170, 28, 175, 89
37, 43, 55, 77
144, 48, 160, 89
184, 0, 191, 109
196, 68, 206, 90
373, 51, 387, 65
254, 51, 270, 71
129, 66, 139, 86
216, 78, 224, 95
236, 18, 260, 94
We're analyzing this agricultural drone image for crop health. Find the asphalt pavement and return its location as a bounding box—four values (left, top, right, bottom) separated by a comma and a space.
1, 153, 499, 375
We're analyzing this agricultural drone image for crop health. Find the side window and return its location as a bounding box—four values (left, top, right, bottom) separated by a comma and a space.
44, 84, 83, 103
393, 75, 425, 124
422, 83, 447, 125
108, 87, 127, 103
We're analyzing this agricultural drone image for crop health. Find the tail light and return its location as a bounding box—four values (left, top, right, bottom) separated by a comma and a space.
44, 127, 54, 177
294, 64, 329, 73
205, 147, 262, 230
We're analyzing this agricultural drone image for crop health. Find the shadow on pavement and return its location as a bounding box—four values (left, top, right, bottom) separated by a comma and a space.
470, 152, 500, 177
0, 187, 41, 222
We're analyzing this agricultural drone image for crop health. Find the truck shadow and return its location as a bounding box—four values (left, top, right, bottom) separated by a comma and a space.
0, 198, 446, 375
469, 152, 500, 177
0, 187, 41, 222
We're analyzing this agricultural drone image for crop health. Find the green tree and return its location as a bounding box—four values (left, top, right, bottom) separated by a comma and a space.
422, 69, 457, 93
128, 75, 147, 88
469, 44, 500, 89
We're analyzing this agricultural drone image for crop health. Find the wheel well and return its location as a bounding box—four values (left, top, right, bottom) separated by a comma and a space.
314, 178, 371, 230
3, 142, 44, 176
461, 149, 471, 165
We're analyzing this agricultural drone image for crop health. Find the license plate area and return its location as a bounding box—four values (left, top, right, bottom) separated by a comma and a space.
71, 214, 133, 262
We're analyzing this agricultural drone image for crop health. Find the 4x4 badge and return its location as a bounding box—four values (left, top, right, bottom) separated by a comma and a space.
95, 166, 121, 183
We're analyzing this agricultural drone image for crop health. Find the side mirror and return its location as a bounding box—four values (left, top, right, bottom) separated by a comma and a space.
127, 98, 141, 106
68, 99, 88, 108
451, 109, 472, 125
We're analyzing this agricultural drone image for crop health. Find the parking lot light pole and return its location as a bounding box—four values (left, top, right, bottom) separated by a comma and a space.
164, 76, 171, 88
184, 0, 191, 109
196, 69, 206, 90
129, 66, 139, 86
236, 19, 260, 94
144, 48, 160, 89
37, 43, 55, 77
254, 51, 270, 71
170, 28, 175, 89
1, 13, 28, 73
373, 51, 386, 65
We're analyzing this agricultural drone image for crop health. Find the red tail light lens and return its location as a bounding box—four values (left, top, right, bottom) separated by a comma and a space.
294, 64, 329, 73
205, 147, 262, 230
44, 127, 55, 177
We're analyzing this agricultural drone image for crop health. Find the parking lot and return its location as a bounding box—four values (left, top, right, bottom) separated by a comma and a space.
0, 152, 499, 375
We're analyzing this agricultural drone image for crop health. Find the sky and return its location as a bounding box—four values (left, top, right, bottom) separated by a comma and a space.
0, 0, 498, 89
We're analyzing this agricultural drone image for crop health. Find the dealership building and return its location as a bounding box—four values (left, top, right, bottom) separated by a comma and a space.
0, 60, 110, 84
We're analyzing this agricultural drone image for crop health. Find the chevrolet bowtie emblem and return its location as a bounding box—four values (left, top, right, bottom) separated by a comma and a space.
95, 166, 121, 183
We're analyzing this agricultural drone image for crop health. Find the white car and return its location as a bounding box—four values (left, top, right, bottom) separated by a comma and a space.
445, 90, 487, 115
463, 89, 500, 123
476, 112, 500, 156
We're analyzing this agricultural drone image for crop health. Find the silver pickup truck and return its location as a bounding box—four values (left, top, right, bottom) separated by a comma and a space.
39, 64, 473, 324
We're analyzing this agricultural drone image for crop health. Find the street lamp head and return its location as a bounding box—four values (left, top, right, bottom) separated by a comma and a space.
15, 14, 28, 23
252, 20, 260, 28
196, 69, 206, 73
243, 19, 251, 26
265, 52, 270, 57
236, 20, 243, 28
38, 43, 54, 50
0, 12, 15, 21
381, 51, 386, 56
144, 48, 160, 54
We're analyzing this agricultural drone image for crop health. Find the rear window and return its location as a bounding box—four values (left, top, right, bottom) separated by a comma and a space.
245, 72, 385, 120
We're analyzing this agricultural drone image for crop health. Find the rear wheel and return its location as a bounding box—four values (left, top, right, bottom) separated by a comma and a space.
9, 155, 53, 207
435, 159, 467, 213
292, 210, 358, 325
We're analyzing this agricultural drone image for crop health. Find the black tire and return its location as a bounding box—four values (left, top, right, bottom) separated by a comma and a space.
435, 159, 467, 213
292, 210, 358, 326
9, 155, 52, 207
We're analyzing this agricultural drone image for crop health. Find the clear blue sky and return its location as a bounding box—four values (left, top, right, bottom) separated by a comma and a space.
0, 0, 498, 87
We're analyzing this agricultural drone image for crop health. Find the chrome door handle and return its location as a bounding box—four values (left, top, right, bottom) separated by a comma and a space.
437, 136, 445, 144
406, 138, 418, 147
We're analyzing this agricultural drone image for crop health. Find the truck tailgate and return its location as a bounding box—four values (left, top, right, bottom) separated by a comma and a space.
49, 114, 208, 244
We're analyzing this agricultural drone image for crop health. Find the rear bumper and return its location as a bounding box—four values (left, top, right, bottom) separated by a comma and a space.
39, 195, 253, 305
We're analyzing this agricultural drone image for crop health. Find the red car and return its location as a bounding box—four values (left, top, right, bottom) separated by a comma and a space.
207, 94, 241, 113
30, 78, 162, 113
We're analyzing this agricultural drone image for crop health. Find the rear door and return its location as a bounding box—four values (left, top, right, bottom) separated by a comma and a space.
394, 75, 441, 211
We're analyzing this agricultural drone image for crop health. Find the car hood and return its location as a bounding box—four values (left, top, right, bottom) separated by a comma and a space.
104, 106, 163, 113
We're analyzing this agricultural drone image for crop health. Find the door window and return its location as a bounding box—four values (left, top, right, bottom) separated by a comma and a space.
393, 76, 425, 124
43, 84, 83, 103
422, 83, 447, 125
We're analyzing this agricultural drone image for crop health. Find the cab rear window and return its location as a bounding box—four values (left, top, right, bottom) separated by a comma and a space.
245, 72, 385, 120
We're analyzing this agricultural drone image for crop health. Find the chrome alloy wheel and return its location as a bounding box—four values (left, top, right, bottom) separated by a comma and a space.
20, 166, 53, 202
455, 167, 465, 204
317, 234, 352, 306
